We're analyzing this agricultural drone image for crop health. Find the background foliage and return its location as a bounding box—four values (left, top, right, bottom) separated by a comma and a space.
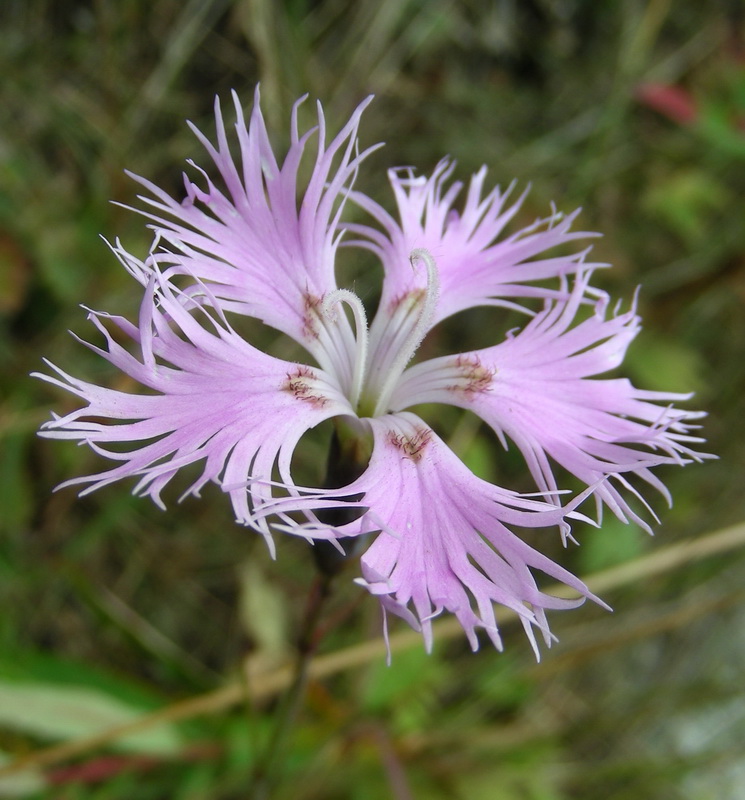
1, 1, 745, 797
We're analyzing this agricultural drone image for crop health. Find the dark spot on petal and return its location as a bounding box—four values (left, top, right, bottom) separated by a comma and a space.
388, 426, 432, 462
283, 366, 328, 408
449, 354, 496, 397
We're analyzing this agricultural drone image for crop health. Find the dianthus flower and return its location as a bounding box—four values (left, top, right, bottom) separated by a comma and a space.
36, 90, 708, 657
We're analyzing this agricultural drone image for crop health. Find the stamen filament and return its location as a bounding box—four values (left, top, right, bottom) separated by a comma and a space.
321, 289, 369, 409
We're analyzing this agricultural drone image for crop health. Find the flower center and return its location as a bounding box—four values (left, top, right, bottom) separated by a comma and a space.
302, 249, 440, 419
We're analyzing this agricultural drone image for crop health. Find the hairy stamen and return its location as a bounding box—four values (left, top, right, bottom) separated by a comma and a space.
321, 289, 369, 409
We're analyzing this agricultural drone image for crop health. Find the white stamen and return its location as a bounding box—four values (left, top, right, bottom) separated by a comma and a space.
372, 248, 440, 416
321, 289, 369, 408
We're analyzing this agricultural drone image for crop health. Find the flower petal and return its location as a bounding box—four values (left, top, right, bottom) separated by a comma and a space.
347, 159, 603, 326
34, 267, 353, 552
393, 273, 712, 531
294, 413, 603, 658
125, 88, 379, 349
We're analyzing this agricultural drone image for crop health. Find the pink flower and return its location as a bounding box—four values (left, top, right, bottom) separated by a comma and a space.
36, 90, 709, 657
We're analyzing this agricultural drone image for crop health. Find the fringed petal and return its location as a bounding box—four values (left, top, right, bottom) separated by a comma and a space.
125, 88, 380, 350
347, 159, 605, 327
393, 273, 713, 531
288, 413, 606, 658
34, 267, 354, 551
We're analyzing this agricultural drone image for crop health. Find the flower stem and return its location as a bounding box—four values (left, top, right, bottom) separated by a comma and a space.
249, 573, 334, 799
248, 417, 371, 797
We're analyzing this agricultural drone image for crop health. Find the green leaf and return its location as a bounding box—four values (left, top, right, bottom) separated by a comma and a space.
237, 561, 290, 665
624, 334, 705, 395
0, 429, 33, 535
0, 681, 182, 755
642, 169, 728, 245
361, 647, 450, 735
0, 650, 169, 710
578, 517, 646, 574
0, 750, 45, 798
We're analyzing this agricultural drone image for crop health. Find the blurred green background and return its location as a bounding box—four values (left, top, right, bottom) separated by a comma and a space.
2, 1, 745, 798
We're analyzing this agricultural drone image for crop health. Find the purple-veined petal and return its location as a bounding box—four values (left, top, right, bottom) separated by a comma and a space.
392, 273, 712, 531
33, 268, 354, 553
288, 413, 605, 658
347, 159, 604, 327
125, 88, 380, 352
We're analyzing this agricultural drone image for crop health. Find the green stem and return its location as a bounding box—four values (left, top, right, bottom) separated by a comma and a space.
249, 573, 334, 799
248, 418, 371, 797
